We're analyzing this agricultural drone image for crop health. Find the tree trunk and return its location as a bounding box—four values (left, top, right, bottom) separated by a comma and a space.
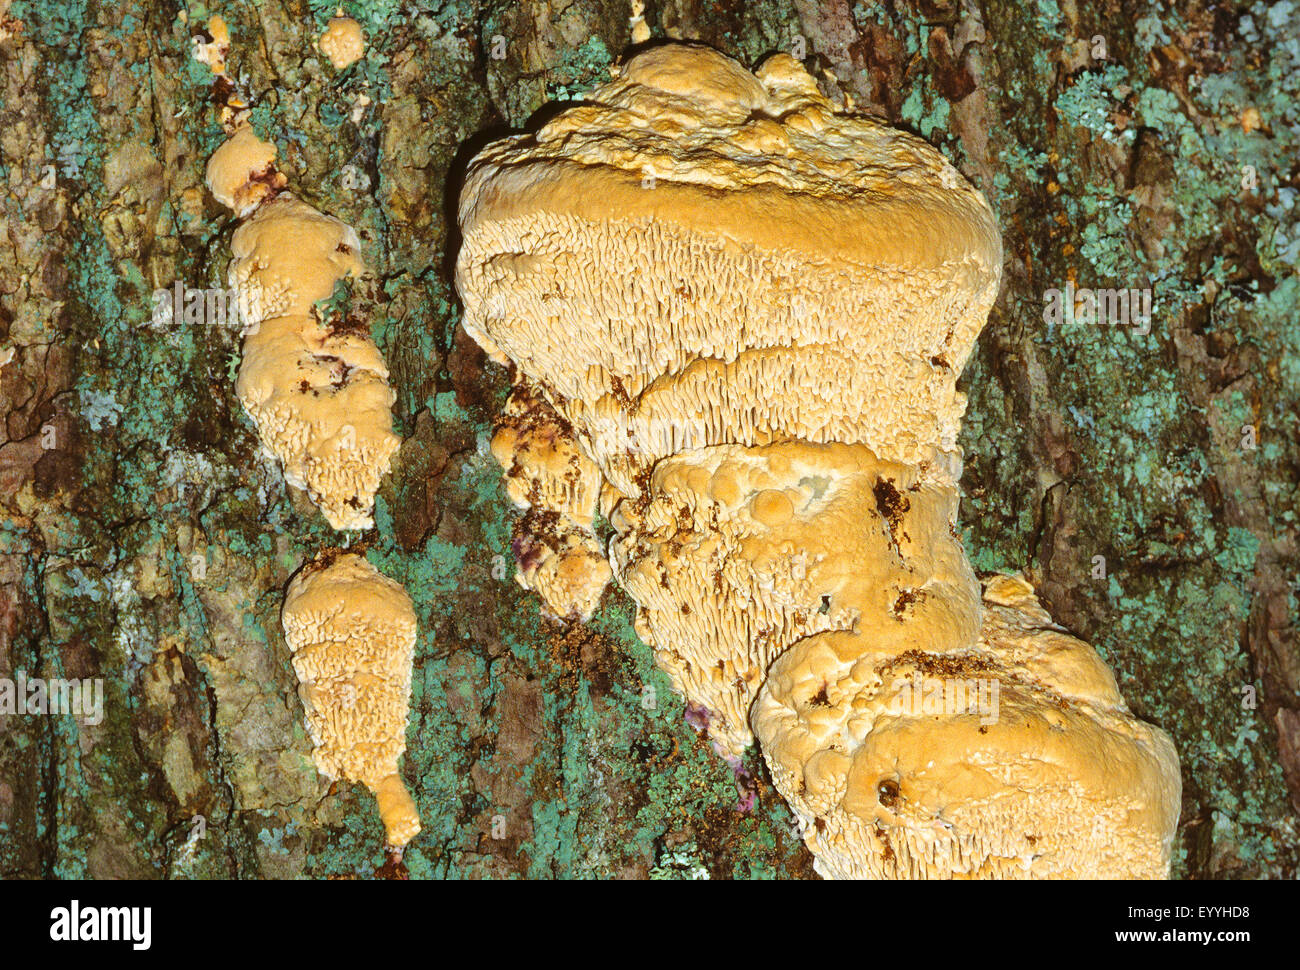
0, 0, 1295, 878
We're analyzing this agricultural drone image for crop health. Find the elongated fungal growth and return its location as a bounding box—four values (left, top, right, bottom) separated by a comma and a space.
206, 125, 399, 530
455, 43, 1181, 877
282, 553, 421, 849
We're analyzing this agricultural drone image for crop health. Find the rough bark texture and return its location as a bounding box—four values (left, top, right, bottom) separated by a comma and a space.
0, 0, 1296, 878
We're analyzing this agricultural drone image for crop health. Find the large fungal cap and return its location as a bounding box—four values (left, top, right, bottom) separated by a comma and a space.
753, 573, 1182, 878
282, 553, 421, 848
456, 43, 1003, 492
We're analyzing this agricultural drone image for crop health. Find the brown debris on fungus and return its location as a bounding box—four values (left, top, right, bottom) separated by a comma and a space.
454, 43, 1180, 878
282, 553, 421, 850
490, 385, 612, 621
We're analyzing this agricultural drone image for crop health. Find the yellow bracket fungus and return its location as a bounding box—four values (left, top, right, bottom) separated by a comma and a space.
206, 126, 399, 531
282, 553, 421, 850
455, 43, 1180, 878
198, 17, 419, 865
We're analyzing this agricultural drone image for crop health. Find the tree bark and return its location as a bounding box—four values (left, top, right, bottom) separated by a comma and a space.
0, 0, 1295, 878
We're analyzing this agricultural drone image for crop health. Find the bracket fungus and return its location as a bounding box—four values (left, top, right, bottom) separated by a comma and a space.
206, 124, 285, 218
455, 43, 1181, 878
282, 553, 421, 850
206, 125, 400, 530
753, 572, 1182, 878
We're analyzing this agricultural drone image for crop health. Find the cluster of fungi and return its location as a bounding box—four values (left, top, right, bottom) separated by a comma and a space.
200, 14, 420, 857
456, 43, 1181, 879
195, 5, 1179, 877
